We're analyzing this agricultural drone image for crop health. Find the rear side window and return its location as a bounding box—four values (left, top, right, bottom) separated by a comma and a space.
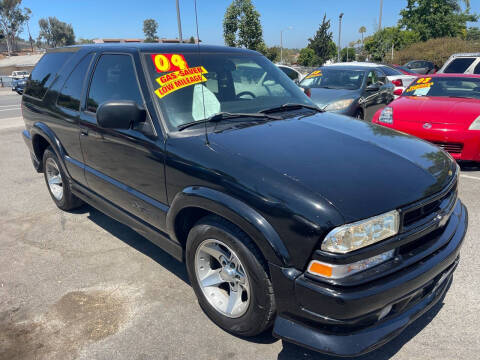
474, 62, 480, 75
280, 66, 298, 80
24, 52, 73, 99
443, 58, 476, 73
57, 53, 94, 111
86, 54, 143, 113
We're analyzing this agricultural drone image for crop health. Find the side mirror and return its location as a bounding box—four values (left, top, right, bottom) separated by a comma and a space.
366, 83, 380, 92
96, 100, 146, 130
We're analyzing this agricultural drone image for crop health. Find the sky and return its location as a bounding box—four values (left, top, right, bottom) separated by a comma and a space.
21, 0, 480, 49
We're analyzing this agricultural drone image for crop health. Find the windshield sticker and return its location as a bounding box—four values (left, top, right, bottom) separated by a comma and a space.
154, 66, 208, 98
306, 70, 322, 79
407, 77, 433, 92
151, 53, 189, 72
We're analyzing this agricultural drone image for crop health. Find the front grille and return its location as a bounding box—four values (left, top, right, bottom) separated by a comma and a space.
432, 142, 463, 154
401, 180, 457, 230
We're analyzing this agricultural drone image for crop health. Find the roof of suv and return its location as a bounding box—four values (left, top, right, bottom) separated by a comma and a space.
49, 43, 260, 55
326, 62, 380, 68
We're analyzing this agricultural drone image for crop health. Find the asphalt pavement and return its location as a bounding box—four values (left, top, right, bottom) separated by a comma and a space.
0, 90, 479, 360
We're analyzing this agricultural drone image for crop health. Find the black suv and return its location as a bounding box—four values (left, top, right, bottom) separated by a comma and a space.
21, 44, 467, 357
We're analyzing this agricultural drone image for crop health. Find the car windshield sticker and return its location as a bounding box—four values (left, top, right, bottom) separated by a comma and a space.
151, 54, 189, 72
151, 54, 208, 99
306, 70, 322, 79
192, 84, 220, 121
407, 77, 433, 93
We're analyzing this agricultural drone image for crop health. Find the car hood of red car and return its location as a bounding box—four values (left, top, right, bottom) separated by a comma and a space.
392, 96, 480, 126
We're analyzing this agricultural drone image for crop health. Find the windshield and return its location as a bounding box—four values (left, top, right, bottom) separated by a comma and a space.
300, 68, 365, 90
143, 52, 312, 130
403, 76, 480, 99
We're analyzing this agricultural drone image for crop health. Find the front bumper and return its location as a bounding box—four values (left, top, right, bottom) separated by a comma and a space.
374, 121, 480, 161
270, 200, 467, 357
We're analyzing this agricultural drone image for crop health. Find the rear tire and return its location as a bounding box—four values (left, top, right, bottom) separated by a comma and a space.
42, 147, 82, 211
186, 215, 275, 337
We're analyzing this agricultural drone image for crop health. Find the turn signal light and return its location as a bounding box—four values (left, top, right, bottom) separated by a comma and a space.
308, 262, 332, 277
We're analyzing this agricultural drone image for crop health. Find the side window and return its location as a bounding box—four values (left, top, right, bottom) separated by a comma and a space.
86, 54, 143, 113
57, 53, 93, 111
366, 71, 376, 86
474, 61, 480, 75
280, 67, 298, 81
375, 70, 386, 85
24, 52, 73, 99
444, 58, 475, 74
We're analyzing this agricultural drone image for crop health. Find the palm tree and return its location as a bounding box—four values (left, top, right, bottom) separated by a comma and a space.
359, 26, 366, 47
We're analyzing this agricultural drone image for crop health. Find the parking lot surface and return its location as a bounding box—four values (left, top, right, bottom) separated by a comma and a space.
1, 91, 479, 360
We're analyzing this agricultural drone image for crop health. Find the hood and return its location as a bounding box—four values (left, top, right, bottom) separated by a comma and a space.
393, 96, 480, 127
309, 88, 360, 109
209, 113, 455, 222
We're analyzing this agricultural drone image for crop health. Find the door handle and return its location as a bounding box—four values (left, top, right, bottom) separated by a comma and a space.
80, 129, 89, 136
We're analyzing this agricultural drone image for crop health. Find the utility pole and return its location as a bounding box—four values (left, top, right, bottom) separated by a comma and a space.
379, 0, 383, 31
280, 30, 283, 64
337, 13, 344, 62
26, 22, 33, 52
176, 0, 183, 43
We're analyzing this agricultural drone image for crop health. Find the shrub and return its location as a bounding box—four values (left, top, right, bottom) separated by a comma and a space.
392, 37, 480, 67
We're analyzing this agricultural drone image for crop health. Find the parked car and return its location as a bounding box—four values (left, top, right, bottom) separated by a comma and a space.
378, 65, 417, 97
373, 74, 480, 162
276, 64, 304, 83
390, 64, 417, 75
300, 63, 395, 120
403, 60, 436, 74
11, 78, 27, 94
438, 53, 480, 74
21, 44, 466, 357
11, 70, 30, 80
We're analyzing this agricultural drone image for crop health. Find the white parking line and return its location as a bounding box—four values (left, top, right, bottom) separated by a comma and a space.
460, 174, 480, 181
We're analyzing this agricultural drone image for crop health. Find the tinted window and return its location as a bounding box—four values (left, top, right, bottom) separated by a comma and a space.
279, 66, 298, 80
473, 62, 480, 75
25, 52, 73, 99
300, 68, 365, 90
86, 54, 143, 113
380, 66, 402, 76
444, 58, 475, 74
366, 70, 377, 86
57, 53, 93, 111
375, 70, 386, 84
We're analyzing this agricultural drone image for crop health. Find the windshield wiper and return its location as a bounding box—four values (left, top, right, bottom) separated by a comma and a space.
259, 103, 323, 114
177, 112, 281, 131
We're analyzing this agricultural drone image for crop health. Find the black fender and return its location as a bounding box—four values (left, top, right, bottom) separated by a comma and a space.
30, 122, 70, 176
166, 186, 291, 267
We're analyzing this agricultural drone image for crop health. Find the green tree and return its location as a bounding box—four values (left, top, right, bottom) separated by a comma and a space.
264, 46, 280, 62
143, 18, 158, 42
307, 14, 336, 65
223, 0, 265, 52
38, 17, 75, 48
297, 47, 319, 66
365, 26, 420, 61
189, 35, 196, 43
76, 38, 93, 44
341, 47, 356, 62
399, 0, 477, 41
358, 26, 366, 47
466, 26, 480, 40
0, 0, 31, 56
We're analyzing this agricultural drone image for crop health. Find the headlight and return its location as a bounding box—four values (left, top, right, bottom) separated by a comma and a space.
324, 99, 354, 111
321, 210, 399, 253
378, 106, 393, 124
468, 115, 480, 130
307, 249, 395, 279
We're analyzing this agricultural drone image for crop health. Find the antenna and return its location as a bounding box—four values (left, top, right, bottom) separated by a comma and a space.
193, 0, 209, 145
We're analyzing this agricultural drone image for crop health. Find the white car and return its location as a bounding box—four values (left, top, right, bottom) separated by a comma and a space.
276, 64, 305, 83
438, 53, 480, 74
326, 62, 416, 98
11, 70, 30, 80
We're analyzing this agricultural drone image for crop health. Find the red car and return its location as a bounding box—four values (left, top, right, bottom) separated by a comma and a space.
372, 74, 480, 162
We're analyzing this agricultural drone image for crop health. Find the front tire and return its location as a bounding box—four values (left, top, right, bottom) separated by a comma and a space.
186, 216, 275, 336
42, 147, 82, 211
